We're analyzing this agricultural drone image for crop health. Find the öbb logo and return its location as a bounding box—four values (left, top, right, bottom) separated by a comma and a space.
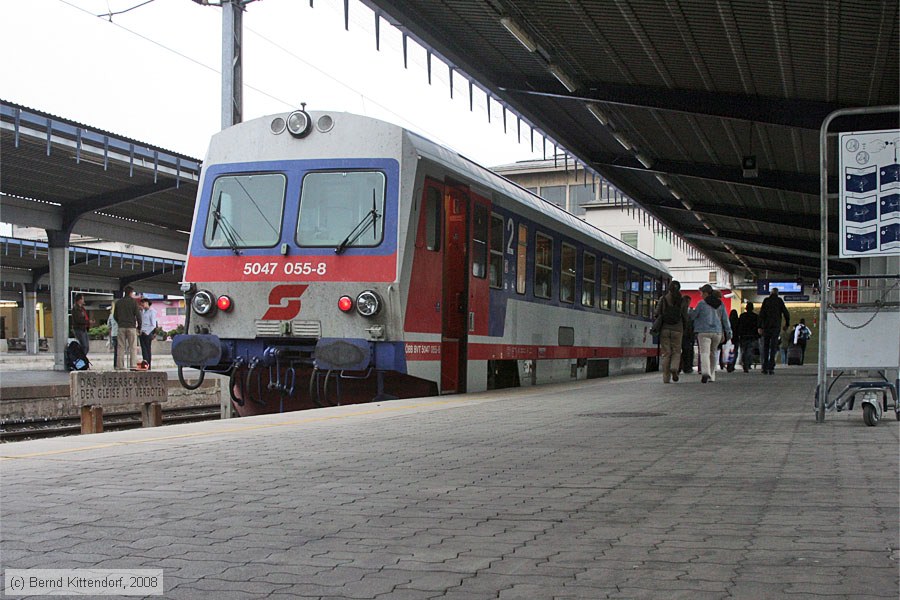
262, 284, 309, 320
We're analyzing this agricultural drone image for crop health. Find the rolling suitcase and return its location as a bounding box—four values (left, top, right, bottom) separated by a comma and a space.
787, 344, 802, 365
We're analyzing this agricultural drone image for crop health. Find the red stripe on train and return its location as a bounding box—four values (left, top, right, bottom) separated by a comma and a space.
405, 342, 657, 361
184, 254, 397, 282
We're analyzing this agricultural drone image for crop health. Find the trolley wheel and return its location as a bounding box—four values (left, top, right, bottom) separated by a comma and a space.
895, 408, 900, 421
863, 404, 879, 427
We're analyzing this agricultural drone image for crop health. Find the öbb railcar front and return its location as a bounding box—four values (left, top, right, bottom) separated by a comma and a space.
172, 108, 669, 416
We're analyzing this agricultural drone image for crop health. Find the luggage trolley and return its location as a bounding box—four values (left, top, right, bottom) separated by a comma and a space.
816, 275, 900, 426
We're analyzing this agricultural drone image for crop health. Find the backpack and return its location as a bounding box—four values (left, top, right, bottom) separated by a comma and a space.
65, 340, 90, 371
661, 296, 683, 325
798, 325, 811, 342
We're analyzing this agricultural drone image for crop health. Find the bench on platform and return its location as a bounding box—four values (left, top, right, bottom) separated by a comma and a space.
7, 338, 49, 352
71, 371, 167, 434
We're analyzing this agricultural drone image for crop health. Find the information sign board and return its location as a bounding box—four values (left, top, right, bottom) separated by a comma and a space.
839, 129, 900, 257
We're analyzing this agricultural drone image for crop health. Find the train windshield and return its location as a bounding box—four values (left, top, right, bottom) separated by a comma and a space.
296, 171, 385, 248
204, 173, 285, 250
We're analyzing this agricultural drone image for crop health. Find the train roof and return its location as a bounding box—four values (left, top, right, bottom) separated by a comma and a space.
402, 128, 668, 275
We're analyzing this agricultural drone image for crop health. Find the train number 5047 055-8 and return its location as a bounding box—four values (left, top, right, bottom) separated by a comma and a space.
242, 262, 327, 276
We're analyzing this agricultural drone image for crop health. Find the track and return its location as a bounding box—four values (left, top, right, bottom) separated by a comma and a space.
1, 404, 222, 442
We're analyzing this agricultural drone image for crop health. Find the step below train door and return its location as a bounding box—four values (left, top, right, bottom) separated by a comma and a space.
441, 185, 469, 393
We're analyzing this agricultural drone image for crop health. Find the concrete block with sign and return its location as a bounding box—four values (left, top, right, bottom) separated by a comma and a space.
71, 371, 167, 434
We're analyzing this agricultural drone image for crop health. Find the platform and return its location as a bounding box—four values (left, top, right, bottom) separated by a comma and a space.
1, 365, 898, 599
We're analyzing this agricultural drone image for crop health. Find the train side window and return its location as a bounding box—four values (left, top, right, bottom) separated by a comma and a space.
616, 264, 628, 313
205, 173, 285, 249
582, 252, 596, 307
471, 204, 488, 278
489, 213, 504, 289
560, 243, 576, 303
629, 270, 641, 315
534, 232, 553, 299
425, 187, 441, 251
599, 258, 612, 310
516, 224, 527, 295
297, 170, 385, 248
642, 274, 653, 317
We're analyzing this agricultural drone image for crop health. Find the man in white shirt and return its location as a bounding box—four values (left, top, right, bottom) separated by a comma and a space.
139, 298, 158, 369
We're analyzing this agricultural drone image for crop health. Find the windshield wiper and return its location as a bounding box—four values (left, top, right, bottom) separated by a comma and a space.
211, 191, 244, 255
335, 190, 381, 255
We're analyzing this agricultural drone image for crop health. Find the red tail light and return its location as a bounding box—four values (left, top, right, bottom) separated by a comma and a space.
217, 295, 233, 311
338, 295, 353, 312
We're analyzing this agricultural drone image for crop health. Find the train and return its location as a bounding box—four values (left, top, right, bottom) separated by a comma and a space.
172, 107, 669, 416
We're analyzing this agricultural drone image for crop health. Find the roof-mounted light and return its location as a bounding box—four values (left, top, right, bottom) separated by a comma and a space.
287, 105, 312, 138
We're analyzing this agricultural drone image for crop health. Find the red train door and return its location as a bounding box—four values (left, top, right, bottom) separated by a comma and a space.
441, 186, 469, 393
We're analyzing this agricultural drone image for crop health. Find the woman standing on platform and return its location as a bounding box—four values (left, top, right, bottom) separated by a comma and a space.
689, 284, 732, 383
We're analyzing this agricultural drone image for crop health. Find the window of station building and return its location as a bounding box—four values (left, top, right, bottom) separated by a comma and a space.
540, 185, 566, 208
600, 258, 612, 310
621, 231, 638, 249
629, 271, 641, 315
206, 173, 285, 249
616, 264, 628, 312
489, 213, 504, 289
642, 275, 653, 317
709, 271, 718, 284
653, 233, 671, 260
424, 187, 441, 251
560, 243, 576, 303
525, 187, 538, 195
534, 232, 553, 299
165, 307, 185, 316
570, 183, 595, 215
582, 251, 596, 307
516, 223, 528, 294
471, 204, 488, 278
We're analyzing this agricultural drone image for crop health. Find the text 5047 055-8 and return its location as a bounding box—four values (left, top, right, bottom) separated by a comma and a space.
243, 262, 327, 276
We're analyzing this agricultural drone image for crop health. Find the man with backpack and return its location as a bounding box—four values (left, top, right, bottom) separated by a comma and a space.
654, 280, 688, 383
757, 287, 790, 375
793, 318, 812, 365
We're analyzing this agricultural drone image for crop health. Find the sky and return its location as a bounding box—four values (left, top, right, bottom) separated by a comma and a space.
0, 0, 548, 167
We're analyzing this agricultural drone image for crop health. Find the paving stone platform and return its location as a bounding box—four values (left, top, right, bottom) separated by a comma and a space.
1, 365, 897, 599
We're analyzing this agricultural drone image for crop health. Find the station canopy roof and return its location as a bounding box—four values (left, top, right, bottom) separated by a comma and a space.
0, 100, 200, 298
362, 0, 899, 280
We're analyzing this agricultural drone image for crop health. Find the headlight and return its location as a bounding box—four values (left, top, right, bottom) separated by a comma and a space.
356, 290, 381, 317
191, 290, 216, 316
287, 109, 311, 138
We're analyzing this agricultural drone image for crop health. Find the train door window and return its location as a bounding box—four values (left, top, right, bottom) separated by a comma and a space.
296, 171, 385, 248
489, 213, 504, 289
642, 275, 653, 317
616, 264, 628, 312
629, 270, 641, 315
534, 232, 553, 299
471, 204, 488, 278
600, 258, 612, 310
560, 243, 576, 304
205, 173, 286, 249
582, 252, 596, 307
516, 224, 527, 295
425, 187, 441, 251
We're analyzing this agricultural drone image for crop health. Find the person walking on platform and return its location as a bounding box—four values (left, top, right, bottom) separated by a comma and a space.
793, 318, 812, 365
139, 298, 158, 369
779, 322, 792, 365
114, 286, 140, 370
689, 284, 732, 384
736, 302, 760, 372
758, 287, 790, 375
71, 293, 92, 356
680, 295, 695, 374
107, 303, 118, 368
655, 280, 688, 383
725, 308, 740, 372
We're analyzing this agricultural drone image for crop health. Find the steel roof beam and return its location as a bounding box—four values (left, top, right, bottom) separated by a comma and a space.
591, 154, 822, 196
651, 203, 835, 233
499, 78, 842, 129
